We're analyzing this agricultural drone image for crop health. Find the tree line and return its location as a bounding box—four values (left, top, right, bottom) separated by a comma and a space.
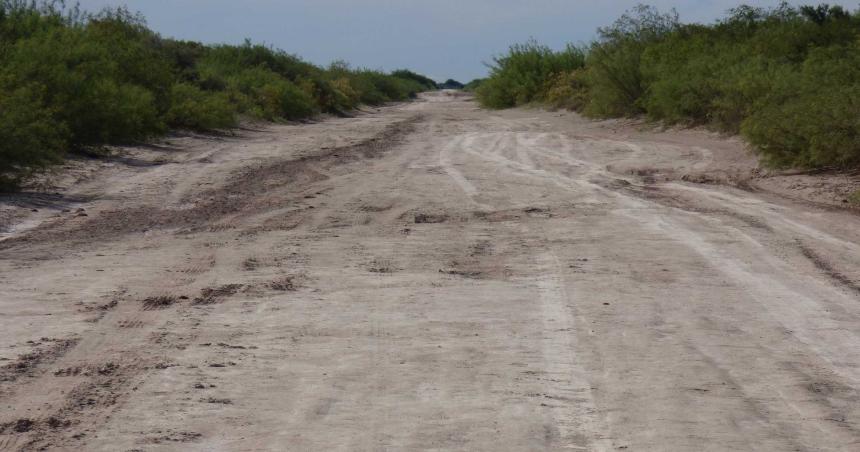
0, 1, 438, 190
472, 3, 860, 169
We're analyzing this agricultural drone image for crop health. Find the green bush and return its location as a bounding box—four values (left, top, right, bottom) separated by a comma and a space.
478, 3, 860, 169
583, 5, 679, 117
638, 25, 720, 124
463, 79, 485, 92
545, 70, 589, 111
392, 69, 438, 90
165, 83, 236, 130
742, 44, 860, 168
439, 79, 465, 89
74, 79, 163, 144
361, 70, 420, 102
0, 84, 67, 189
0, 1, 435, 188
226, 67, 316, 120
0, 9, 169, 146
348, 71, 397, 105
477, 40, 585, 108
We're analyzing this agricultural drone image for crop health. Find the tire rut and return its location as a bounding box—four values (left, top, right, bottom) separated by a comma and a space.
0, 115, 424, 253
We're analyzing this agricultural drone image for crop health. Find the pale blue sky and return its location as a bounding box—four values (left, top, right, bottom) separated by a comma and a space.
76, 0, 825, 82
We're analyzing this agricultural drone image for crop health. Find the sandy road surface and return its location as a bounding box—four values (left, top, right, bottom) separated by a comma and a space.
1, 92, 860, 451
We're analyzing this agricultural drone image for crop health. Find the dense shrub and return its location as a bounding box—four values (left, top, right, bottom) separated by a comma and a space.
165, 83, 236, 130
476, 40, 585, 108
583, 5, 679, 117
545, 70, 589, 111
391, 69, 438, 90
0, 1, 434, 189
224, 67, 317, 120
0, 84, 66, 189
741, 43, 860, 167
478, 3, 860, 169
0, 8, 170, 146
463, 79, 485, 92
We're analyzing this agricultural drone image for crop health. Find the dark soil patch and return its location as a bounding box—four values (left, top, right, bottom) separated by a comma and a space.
469, 240, 493, 257
798, 242, 860, 294
13, 418, 33, 433
415, 213, 448, 224
192, 284, 244, 305
0, 338, 79, 382
360, 203, 394, 212
140, 430, 203, 444
439, 269, 484, 279
523, 207, 550, 214
616, 184, 774, 232
81, 298, 119, 313
269, 276, 298, 291
241, 258, 260, 271
4, 359, 145, 450
471, 209, 523, 223
368, 258, 396, 274
142, 295, 177, 310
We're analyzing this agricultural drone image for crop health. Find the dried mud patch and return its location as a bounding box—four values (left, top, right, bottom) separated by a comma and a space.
439, 268, 485, 279
797, 242, 860, 294
469, 240, 494, 257
439, 258, 511, 281
2, 360, 149, 451
61, 361, 145, 412
368, 258, 397, 274
150, 331, 198, 350
269, 277, 297, 291
242, 257, 261, 271
136, 429, 203, 445
268, 273, 307, 291
437, 235, 513, 281
680, 171, 757, 191
193, 284, 245, 305
471, 206, 556, 223
142, 295, 178, 310
615, 183, 774, 231
359, 202, 395, 213
414, 212, 449, 224
54, 362, 120, 378
78, 296, 121, 322
0, 338, 80, 383
676, 166, 860, 212
201, 397, 233, 405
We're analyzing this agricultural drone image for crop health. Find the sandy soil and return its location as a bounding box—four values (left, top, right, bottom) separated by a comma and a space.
1, 91, 860, 451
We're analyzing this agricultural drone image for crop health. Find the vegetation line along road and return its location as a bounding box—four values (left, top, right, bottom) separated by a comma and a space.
470, 3, 860, 176
0, 0, 438, 190
4, 1, 859, 201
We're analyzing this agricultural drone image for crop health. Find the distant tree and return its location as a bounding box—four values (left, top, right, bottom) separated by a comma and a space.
391, 69, 438, 90
439, 79, 465, 89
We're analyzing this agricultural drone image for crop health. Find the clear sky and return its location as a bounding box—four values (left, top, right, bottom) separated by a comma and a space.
75, 0, 815, 83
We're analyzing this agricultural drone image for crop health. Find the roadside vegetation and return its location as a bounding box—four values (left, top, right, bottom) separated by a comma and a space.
0, 1, 436, 190
463, 79, 485, 92
476, 3, 860, 169
438, 79, 465, 90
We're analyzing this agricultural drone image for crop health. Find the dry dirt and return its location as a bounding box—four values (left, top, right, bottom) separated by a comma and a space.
1, 91, 860, 451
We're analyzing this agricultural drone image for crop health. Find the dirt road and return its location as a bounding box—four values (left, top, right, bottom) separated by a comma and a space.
1, 91, 860, 451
